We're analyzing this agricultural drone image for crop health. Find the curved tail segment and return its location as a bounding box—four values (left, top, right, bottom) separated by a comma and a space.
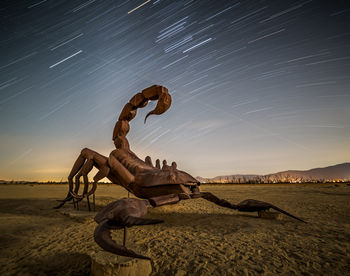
112, 85, 171, 150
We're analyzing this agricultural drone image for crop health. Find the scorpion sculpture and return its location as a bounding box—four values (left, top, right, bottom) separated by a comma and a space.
56, 85, 305, 260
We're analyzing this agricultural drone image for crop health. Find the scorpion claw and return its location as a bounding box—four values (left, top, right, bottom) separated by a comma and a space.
94, 220, 151, 260
237, 199, 306, 223
200, 193, 306, 223
94, 198, 163, 259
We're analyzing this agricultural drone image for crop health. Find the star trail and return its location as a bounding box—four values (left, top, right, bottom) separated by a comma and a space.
0, 0, 349, 181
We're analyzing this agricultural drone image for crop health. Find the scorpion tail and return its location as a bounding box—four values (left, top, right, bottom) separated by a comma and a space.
94, 220, 151, 260
144, 90, 172, 123
113, 85, 171, 150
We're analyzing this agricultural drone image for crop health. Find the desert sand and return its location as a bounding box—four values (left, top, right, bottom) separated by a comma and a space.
0, 183, 349, 275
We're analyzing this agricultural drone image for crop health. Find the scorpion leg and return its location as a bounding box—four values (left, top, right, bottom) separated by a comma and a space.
56, 170, 82, 208
88, 169, 110, 211
54, 153, 86, 209
72, 171, 82, 209
200, 192, 305, 223
73, 159, 94, 211
55, 148, 109, 209
74, 157, 110, 211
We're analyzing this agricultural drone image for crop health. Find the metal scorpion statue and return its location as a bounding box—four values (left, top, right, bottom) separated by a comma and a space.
56, 85, 305, 260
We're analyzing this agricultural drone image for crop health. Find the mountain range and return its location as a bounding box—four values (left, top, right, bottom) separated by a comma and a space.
196, 163, 350, 183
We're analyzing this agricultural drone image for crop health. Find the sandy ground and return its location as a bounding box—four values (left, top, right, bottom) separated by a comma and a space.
0, 184, 349, 276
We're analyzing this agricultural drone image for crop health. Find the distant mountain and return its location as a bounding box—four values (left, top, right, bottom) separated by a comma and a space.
196, 163, 350, 183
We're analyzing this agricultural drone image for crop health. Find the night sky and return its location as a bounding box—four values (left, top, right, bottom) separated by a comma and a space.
1, 0, 349, 181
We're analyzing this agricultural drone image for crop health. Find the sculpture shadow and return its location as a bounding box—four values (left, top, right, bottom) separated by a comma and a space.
0, 198, 90, 250
0, 198, 61, 217
19, 252, 91, 276
153, 210, 261, 223
0, 198, 97, 217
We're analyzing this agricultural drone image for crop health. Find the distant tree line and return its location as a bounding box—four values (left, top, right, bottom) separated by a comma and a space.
198, 174, 350, 184
1, 177, 349, 185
